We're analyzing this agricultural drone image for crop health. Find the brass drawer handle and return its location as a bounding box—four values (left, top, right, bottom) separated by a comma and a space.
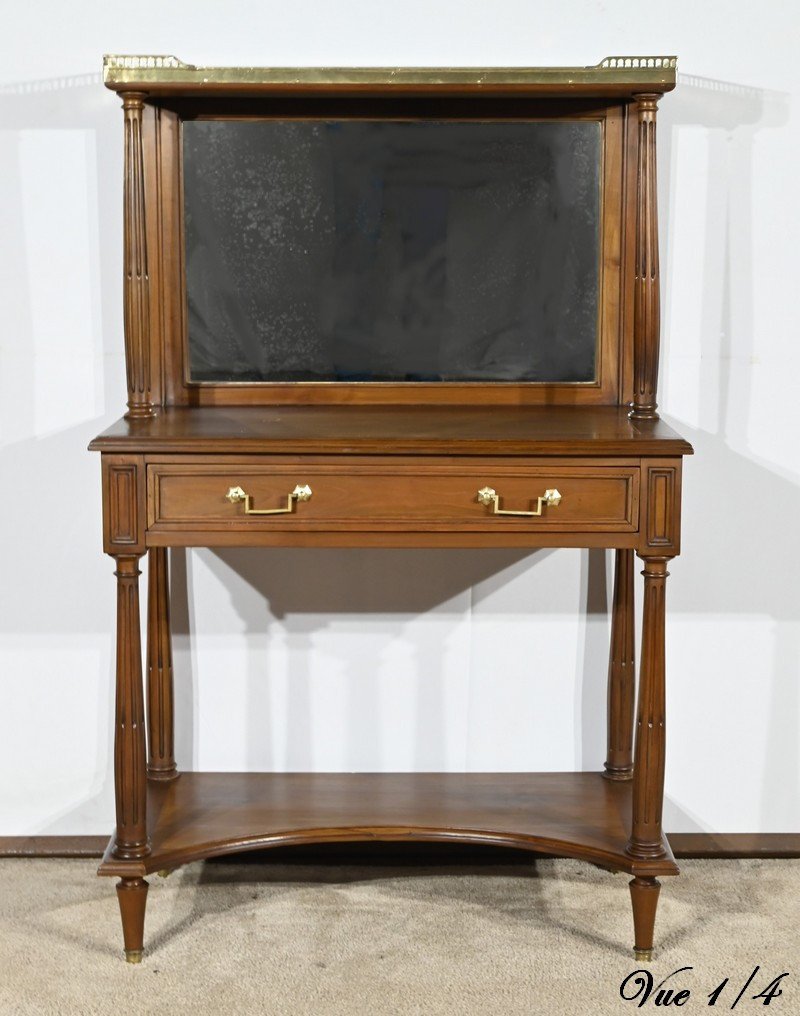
477, 486, 561, 517
226, 484, 312, 515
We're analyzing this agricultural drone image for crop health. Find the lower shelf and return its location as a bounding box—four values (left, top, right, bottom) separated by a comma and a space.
98, 771, 678, 879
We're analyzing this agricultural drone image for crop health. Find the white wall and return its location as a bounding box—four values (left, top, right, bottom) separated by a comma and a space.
1, 1, 798, 836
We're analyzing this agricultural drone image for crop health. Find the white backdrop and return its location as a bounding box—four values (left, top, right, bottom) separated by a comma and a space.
1, 1, 798, 836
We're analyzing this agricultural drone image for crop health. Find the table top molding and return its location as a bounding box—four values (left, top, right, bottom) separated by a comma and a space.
90, 406, 693, 458
102, 54, 677, 96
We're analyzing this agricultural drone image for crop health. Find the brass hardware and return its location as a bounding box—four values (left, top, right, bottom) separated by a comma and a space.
103, 56, 677, 90
477, 486, 561, 517
634, 948, 653, 963
125, 950, 143, 964
600, 56, 676, 70
157, 869, 171, 878
226, 484, 312, 515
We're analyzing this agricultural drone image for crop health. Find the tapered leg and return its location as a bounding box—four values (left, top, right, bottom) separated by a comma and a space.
604, 549, 636, 781
146, 547, 178, 781
629, 876, 661, 961
625, 557, 670, 958
626, 556, 670, 861
116, 877, 149, 963
112, 555, 150, 961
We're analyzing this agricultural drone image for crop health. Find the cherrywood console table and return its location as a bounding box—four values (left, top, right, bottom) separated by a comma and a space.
90, 55, 692, 963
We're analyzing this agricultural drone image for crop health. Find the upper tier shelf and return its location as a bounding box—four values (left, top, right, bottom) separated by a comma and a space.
89, 405, 693, 457
102, 55, 677, 98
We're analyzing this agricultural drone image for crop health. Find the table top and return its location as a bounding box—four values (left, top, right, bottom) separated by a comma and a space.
102, 55, 678, 98
90, 405, 693, 458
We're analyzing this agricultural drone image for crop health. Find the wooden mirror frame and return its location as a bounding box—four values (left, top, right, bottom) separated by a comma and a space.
109, 57, 673, 418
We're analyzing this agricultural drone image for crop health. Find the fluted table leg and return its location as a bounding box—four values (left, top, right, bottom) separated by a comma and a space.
627, 556, 670, 859
147, 547, 178, 781
604, 548, 635, 781
112, 554, 150, 961
626, 555, 671, 958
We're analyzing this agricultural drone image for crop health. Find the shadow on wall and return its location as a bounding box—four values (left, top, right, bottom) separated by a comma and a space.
175, 545, 564, 774
1, 70, 796, 835
658, 72, 797, 831
0, 73, 127, 835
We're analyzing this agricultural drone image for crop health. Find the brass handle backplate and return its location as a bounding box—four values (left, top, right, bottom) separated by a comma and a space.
226, 484, 312, 515
477, 486, 561, 517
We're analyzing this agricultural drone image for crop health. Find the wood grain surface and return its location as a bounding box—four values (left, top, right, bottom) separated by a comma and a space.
97, 772, 679, 880
90, 405, 693, 457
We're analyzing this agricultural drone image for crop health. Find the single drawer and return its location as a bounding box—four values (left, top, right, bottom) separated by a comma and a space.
147, 458, 639, 533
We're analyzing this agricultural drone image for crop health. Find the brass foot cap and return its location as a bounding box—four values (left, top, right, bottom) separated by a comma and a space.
634, 948, 653, 962
157, 869, 171, 878
125, 950, 143, 964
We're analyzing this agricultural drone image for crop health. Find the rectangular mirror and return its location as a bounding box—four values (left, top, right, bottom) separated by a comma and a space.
183, 119, 602, 384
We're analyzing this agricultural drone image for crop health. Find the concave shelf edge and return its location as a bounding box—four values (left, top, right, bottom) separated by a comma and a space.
97, 772, 679, 880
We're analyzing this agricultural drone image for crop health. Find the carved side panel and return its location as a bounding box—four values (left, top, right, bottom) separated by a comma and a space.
122, 92, 156, 418
103, 455, 146, 554
639, 459, 682, 555
630, 94, 661, 421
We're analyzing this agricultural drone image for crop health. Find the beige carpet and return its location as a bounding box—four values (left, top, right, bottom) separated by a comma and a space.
0, 857, 797, 1015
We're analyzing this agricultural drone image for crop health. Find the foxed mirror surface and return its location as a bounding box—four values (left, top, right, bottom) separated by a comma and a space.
183, 119, 602, 384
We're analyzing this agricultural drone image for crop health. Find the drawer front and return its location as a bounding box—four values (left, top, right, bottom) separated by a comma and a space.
147, 459, 639, 533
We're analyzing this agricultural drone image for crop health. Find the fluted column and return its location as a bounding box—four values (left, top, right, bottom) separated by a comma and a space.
112, 554, 150, 860
604, 548, 636, 781
121, 92, 155, 419
630, 93, 661, 421
626, 556, 670, 859
147, 548, 178, 781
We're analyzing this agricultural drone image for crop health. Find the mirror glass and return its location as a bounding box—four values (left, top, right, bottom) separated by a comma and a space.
183, 119, 602, 383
